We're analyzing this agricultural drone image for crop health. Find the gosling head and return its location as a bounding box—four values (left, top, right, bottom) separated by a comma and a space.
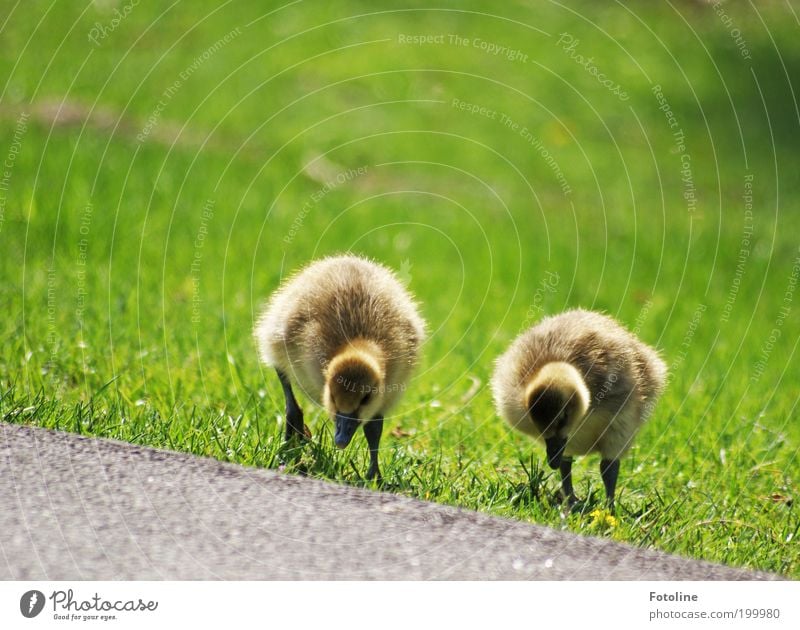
524, 362, 590, 470
323, 340, 386, 449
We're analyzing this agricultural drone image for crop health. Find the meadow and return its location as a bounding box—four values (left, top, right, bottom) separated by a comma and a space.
1, 0, 798, 577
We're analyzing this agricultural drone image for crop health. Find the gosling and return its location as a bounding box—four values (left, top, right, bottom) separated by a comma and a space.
491, 308, 667, 510
254, 254, 426, 480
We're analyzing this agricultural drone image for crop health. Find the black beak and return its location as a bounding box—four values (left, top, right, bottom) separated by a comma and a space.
545, 436, 566, 469
334, 413, 360, 449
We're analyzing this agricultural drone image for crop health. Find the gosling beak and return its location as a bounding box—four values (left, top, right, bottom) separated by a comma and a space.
545, 436, 567, 469
334, 413, 360, 449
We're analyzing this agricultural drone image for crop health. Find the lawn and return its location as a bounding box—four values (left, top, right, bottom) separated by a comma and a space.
1, 0, 798, 577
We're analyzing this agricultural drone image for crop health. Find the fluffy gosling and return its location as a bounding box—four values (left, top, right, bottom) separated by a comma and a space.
254, 254, 426, 480
491, 308, 667, 509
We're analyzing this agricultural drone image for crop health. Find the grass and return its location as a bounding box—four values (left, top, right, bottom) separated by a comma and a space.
1, 0, 798, 577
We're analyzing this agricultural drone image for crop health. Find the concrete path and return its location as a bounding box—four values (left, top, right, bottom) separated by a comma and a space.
0, 423, 778, 580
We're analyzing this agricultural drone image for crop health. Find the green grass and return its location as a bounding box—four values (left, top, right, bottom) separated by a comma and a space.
1, 0, 798, 577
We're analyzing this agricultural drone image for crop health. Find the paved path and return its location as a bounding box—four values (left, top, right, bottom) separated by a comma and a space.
0, 423, 778, 580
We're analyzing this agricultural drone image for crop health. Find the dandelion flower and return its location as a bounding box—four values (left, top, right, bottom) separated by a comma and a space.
589, 508, 618, 528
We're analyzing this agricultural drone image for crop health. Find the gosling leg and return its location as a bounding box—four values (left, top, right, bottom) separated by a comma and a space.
276, 369, 305, 441
600, 458, 620, 511
559, 456, 578, 507
363, 416, 384, 482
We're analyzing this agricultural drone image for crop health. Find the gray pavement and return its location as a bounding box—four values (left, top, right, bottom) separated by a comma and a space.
0, 422, 779, 580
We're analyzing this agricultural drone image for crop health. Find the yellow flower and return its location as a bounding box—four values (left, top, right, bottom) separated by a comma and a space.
589, 508, 618, 528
